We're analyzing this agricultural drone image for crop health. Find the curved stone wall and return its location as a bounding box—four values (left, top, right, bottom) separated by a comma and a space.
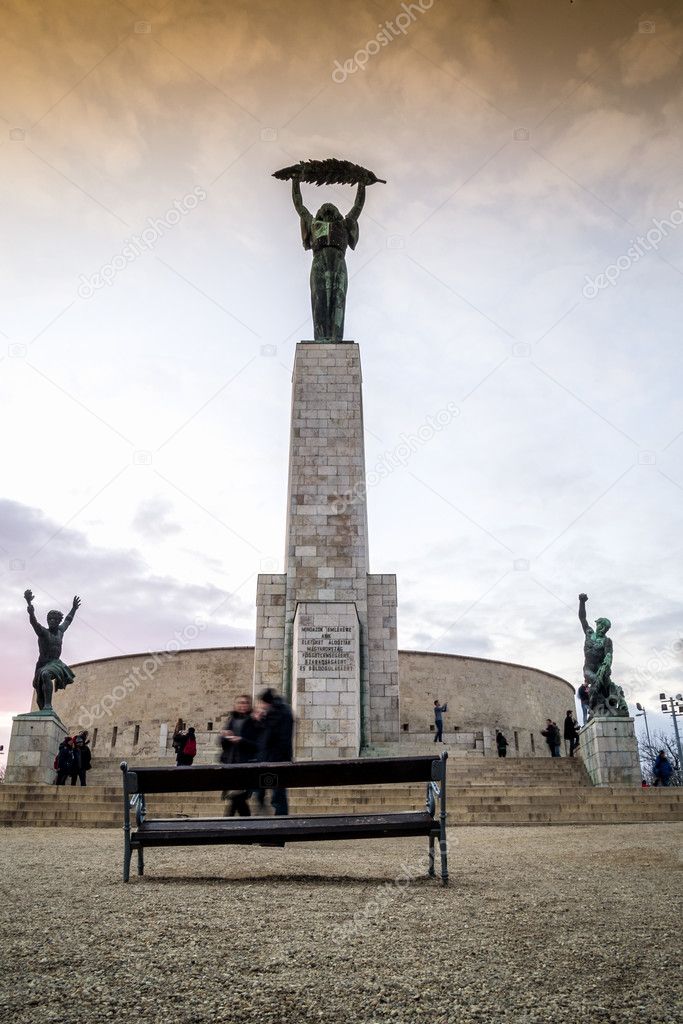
397, 650, 576, 756
44, 646, 575, 760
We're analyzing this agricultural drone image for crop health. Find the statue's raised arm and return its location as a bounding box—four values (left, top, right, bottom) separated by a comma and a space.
291, 177, 310, 219
61, 595, 81, 633
291, 178, 313, 252
24, 589, 43, 637
578, 593, 590, 635
346, 182, 366, 224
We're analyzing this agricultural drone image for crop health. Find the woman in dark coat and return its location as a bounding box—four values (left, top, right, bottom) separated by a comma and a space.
177, 726, 197, 766
220, 695, 261, 816
55, 738, 76, 786
564, 711, 580, 757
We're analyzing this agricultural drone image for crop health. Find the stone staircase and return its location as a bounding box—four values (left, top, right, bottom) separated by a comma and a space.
84, 731, 482, 786
364, 731, 485, 757
1, 758, 681, 827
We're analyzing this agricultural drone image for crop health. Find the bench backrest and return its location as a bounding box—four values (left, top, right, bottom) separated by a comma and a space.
121, 755, 445, 795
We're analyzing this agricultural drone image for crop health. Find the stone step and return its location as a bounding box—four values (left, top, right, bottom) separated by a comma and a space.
0, 784, 600, 807
85, 761, 592, 787
89, 755, 587, 769
3, 807, 680, 827
1, 783, 680, 828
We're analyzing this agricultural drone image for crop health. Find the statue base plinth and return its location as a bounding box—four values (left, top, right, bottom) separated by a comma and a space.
4, 710, 67, 785
579, 716, 641, 786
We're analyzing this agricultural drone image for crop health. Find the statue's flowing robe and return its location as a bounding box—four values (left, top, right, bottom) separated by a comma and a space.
300, 212, 359, 342
33, 658, 75, 691
32, 623, 75, 691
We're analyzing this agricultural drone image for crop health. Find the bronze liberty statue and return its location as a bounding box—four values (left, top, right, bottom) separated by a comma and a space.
274, 158, 385, 342
24, 589, 81, 712
578, 593, 628, 718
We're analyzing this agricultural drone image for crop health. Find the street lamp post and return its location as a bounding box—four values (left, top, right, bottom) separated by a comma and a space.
660, 692, 683, 783
635, 702, 652, 748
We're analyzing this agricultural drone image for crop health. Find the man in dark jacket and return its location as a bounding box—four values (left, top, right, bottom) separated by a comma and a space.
71, 734, 92, 785
541, 719, 561, 757
577, 682, 590, 724
653, 751, 674, 786
433, 700, 448, 743
563, 711, 580, 757
495, 730, 508, 758
257, 688, 294, 815
220, 695, 262, 816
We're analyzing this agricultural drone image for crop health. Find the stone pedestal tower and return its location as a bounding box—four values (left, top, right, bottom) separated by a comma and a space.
253, 342, 399, 758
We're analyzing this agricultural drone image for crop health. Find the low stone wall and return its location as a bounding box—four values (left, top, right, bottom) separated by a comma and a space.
32, 646, 575, 761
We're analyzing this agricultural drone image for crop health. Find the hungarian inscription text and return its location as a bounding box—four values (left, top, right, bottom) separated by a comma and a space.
300, 625, 354, 674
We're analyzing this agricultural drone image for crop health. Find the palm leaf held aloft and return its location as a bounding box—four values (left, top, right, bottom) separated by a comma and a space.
273, 158, 386, 186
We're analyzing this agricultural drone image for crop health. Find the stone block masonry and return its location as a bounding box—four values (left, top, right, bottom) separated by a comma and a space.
253, 342, 401, 757
579, 716, 641, 785
366, 574, 399, 743
5, 711, 67, 784
253, 573, 286, 693
292, 602, 360, 759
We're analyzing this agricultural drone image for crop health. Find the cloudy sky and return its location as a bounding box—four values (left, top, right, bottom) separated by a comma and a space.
1, 0, 682, 759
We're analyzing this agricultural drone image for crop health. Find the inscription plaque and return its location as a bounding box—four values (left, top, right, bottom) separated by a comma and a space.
300, 624, 354, 674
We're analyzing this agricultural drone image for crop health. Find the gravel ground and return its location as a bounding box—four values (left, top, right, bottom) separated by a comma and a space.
0, 824, 681, 1024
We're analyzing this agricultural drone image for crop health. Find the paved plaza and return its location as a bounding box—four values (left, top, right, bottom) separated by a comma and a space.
1, 823, 680, 1024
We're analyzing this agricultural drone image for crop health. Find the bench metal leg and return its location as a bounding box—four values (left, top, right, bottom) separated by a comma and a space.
428, 834, 435, 877
122, 762, 132, 883
439, 750, 448, 886
123, 832, 131, 883
137, 845, 144, 877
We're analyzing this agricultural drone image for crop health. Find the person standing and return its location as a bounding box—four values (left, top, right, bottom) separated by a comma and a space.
177, 726, 197, 766
563, 711, 578, 757
653, 751, 673, 786
571, 715, 580, 756
433, 700, 448, 743
495, 730, 508, 758
551, 721, 562, 757
220, 695, 262, 816
71, 734, 91, 785
172, 718, 185, 763
55, 737, 76, 785
577, 682, 590, 725
257, 688, 294, 816
541, 719, 561, 758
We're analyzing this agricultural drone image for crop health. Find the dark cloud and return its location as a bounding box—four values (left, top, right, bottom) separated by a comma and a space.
0, 499, 255, 718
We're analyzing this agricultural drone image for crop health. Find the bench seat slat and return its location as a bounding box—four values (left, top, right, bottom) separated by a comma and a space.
131, 811, 436, 847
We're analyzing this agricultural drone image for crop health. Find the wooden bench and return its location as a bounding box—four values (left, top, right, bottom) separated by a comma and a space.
119, 753, 448, 884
